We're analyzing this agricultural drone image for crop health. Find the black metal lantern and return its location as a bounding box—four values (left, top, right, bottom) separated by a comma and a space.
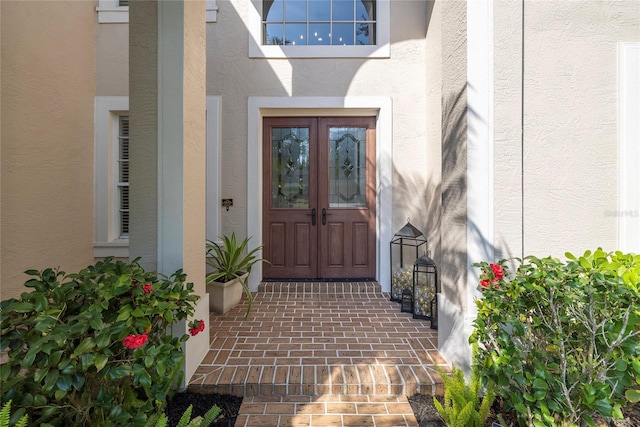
390, 220, 427, 302
412, 255, 438, 329
400, 289, 413, 313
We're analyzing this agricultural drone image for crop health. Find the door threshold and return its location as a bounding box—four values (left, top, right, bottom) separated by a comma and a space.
261, 278, 376, 283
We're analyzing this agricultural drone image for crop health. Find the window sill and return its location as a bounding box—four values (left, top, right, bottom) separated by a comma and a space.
97, 1, 218, 24
248, 43, 390, 59
94, 241, 129, 259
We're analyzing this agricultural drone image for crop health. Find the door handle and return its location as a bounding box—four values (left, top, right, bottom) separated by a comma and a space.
322, 208, 332, 225
307, 208, 316, 226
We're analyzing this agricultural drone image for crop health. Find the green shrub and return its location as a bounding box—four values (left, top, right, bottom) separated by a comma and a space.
0, 258, 201, 426
433, 365, 495, 427
471, 249, 640, 427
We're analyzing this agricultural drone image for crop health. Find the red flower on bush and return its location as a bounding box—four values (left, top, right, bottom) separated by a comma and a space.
142, 283, 153, 294
479, 279, 492, 290
490, 263, 504, 281
188, 319, 205, 336
478, 262, 505, 291
123, 333, 148, 349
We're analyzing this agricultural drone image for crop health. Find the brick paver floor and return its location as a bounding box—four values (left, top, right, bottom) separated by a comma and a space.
188, 282, 448, 427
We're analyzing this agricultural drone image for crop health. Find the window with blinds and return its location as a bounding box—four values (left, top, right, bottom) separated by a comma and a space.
118, 116, 129, 238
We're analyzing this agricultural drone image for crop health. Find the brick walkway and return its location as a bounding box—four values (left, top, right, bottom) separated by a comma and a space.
188, 282, 448, 427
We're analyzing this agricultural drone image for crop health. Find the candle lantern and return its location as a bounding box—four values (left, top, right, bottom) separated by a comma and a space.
412, 255, 438, 329
390, 220, 427, 302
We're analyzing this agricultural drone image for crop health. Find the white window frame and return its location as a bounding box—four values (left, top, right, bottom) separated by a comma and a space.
94, 96, 222, 258
248, 0, 390, 58
97, 0, 219, 24
94, 97, 129, 257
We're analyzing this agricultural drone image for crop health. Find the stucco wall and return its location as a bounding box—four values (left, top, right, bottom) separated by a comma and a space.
0, 0, 95, 300
502, 0, 640, 260
439, 0, 467, 311
97, 24, 129, 97
493, 0, 524, 263
436, 0, 470, 371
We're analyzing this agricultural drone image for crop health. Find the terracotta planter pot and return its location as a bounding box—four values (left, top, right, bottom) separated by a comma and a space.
206, 272, 249, 314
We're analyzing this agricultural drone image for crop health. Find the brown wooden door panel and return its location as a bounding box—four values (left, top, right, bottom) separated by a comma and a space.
352, 222, 369, 266
318, 117, 376, 278
262, 117, 318, 279
267, 222, 286, 267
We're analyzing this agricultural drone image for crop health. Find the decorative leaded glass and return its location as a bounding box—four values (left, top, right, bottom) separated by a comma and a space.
329, 127, 366, 207
271, 127, 310, 208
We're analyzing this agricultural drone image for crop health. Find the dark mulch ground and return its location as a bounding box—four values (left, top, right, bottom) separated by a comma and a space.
165, 392, 242, 427
165, 391, 640, 427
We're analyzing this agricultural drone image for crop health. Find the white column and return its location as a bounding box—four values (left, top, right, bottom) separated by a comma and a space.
129, 0, 209, 386
619, 43, 640, 253
466, 0, 495, 310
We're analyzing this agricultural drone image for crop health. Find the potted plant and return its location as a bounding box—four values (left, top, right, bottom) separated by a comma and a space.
206, 233, 268, 316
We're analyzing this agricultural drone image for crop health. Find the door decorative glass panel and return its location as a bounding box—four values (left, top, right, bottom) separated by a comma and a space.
329, 127, 366, 207
271, 127, 310, 208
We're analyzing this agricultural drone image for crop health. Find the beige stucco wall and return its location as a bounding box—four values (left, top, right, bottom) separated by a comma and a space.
97, 24, 129, 97
0, 0, 95, 300
495, 0, 640, 261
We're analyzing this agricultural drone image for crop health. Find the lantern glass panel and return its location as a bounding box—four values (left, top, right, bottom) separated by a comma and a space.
400, 289, 413, 313
412, 256, 438, 326
390, 221, 427, 302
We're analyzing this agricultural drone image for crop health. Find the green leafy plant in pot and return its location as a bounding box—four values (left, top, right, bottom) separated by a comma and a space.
206, 233, 269, 317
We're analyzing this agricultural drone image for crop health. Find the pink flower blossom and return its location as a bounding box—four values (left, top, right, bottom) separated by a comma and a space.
142, 283, 153, 294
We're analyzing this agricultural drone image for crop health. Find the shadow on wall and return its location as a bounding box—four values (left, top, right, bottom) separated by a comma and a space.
392, 172, 442, 276
440, 85, 470, 311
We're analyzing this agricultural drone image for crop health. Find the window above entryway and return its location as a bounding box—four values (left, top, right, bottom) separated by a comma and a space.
249, 0, 389, 58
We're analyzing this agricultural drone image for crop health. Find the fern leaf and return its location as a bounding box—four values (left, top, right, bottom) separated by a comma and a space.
0, 401, 10, 427
433, 397, 450, 424
198, 404, 223, 427
452, 401, 474, 427
152, 414, 168, 427
186, 416, 203, 427
14, 415, 29, 427
176, 405, 194, 427
478, 388, 495, 423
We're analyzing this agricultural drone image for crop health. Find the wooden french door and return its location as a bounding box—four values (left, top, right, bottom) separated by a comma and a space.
262, 117, 376, 280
